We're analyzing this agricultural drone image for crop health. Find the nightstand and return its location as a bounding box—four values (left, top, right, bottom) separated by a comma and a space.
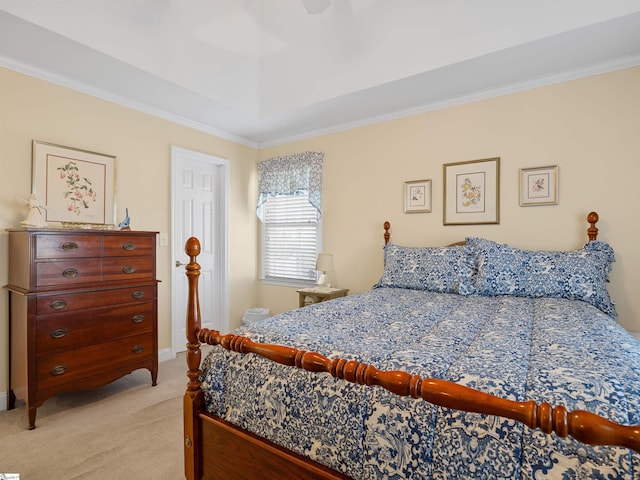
297, 287, 349, 307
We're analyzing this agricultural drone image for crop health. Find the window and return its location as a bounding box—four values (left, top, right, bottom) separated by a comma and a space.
261, 193, 320, 284
257, 151, 323, 285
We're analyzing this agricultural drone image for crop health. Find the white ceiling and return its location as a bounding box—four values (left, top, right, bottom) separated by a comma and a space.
1, 1, 640, 147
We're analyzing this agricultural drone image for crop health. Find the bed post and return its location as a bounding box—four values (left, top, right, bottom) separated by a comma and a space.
184, 237, 203, 480
384, 221, 391, 245
587, 211, 599, 241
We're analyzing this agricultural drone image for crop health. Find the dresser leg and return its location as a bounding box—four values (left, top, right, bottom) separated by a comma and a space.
28, 406, 37, 430
151, 368, 158, 386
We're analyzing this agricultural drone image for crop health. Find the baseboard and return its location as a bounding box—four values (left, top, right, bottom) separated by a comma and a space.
158, 347, 173, 363
0, 347, 175, 412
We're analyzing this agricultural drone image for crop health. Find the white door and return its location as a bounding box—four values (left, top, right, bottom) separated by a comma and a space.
171, 146, 229, 356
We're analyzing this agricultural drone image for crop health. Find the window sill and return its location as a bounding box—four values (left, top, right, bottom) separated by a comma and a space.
261, 278, 317, 289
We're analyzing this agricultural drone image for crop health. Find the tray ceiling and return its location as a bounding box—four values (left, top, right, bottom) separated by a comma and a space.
1, 1, 640, 146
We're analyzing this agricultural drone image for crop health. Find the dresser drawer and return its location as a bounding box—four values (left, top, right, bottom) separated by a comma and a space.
35, 234, 102, 259
37, 302, 155, 353
103, 235, 154, 257
102, 257, 155, 282
35, 260, 102, 288
36, 284, 157, 314
37, 333, 153, 390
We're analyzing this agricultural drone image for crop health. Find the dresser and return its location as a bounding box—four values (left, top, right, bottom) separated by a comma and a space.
5, 228, 159, 429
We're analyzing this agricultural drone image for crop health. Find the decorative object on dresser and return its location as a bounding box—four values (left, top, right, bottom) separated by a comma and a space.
5, 228, 159, 429
118, 207, 131, 230
297, 287, 349, 307
18, 193, 48, 228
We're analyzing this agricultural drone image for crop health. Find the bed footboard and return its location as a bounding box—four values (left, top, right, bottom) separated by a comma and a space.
199, 414, 349, 480
193, 305, 640, 455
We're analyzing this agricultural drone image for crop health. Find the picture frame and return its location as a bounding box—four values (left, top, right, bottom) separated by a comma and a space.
520, 165, 558, 206
32, 140, 117, 227
404, 179, 432, 213
443, 157, 500, 225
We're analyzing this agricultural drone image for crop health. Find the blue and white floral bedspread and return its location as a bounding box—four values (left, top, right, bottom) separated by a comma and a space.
200, 288, 640, 479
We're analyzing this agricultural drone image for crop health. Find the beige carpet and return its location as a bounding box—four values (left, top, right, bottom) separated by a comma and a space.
0, 353, 189, 479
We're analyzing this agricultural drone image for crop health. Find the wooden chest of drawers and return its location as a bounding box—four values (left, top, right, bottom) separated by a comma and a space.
5, 228, 159, 429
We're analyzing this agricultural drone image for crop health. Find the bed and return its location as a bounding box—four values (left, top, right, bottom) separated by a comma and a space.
183, 212, 640, 479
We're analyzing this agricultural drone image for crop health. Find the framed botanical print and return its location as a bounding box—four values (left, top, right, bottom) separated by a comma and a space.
404, 179, 432, 213
520, 165, 558, 206
32, 140, 116, 226
443, 157, 500, 225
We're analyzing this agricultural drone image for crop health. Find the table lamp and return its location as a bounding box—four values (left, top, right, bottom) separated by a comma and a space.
316, 253, 334, 288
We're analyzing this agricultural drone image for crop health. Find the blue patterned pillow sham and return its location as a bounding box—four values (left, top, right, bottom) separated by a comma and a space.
374, 243, 475, 294
466, 237, 616, 318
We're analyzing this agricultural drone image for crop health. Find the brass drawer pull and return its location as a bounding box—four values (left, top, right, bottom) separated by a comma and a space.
132, 314, 145, 323
123, 242, 136, 251
132, 291, 145, 299
122, 265, 136, 274
132, 345, 145, 354
50, 328, 68, 339
61, 242, 78, 251
50, 365, 67, 376
51, 300, 68, 310
62, 268, 79, 278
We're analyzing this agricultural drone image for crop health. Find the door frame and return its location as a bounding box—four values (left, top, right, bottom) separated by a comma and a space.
170, 145, 230, 357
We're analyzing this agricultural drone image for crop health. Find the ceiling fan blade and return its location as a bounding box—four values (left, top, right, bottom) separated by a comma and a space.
301, 0, 331, 15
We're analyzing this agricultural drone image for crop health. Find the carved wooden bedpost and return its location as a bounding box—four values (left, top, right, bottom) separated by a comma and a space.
184, 237, 203, 480
587, 211, 599, 241
383, 221, 391, 245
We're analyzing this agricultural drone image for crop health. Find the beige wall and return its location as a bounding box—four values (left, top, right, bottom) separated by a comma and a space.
258, 67, 640, 336
2, 64, 639, 408
0, 68, 259, 399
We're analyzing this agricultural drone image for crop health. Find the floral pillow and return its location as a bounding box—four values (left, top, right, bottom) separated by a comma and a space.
374, 243, 475, 294
465, 237, 617, 318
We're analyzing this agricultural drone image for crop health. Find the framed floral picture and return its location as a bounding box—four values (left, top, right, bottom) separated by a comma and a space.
443, 157, 500, 225
520, 165, 558, 206
32, 140, 116, 226
404, 179, 432, 213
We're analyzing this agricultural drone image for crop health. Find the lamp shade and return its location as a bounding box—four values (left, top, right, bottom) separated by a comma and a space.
316, 253, 334, 272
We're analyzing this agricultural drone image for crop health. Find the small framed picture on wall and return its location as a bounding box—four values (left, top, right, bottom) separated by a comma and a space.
404, 179, 432, 213
520, 165, 558, 206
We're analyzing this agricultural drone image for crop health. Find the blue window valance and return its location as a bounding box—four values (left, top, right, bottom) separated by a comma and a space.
257, 151, 323, 220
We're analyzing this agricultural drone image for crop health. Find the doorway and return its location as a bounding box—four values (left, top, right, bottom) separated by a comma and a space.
170, 146, 229, 356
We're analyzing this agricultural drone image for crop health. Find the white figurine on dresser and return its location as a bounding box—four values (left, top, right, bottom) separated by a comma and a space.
19, 193, 47, 227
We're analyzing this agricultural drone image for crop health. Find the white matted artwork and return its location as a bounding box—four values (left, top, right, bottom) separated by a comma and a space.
520, 165, 559, 206
32, 140, 116, 226
443, 157, 500, 225
404, 179, 432, 213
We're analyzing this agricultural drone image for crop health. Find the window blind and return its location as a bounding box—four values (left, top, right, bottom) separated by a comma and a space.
262, 193, 319, 282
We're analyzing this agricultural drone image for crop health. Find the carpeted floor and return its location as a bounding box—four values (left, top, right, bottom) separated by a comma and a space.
0, 353, 188, 479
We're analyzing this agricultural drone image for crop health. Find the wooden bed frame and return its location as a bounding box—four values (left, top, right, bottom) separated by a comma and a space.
183, 212, 640, 480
